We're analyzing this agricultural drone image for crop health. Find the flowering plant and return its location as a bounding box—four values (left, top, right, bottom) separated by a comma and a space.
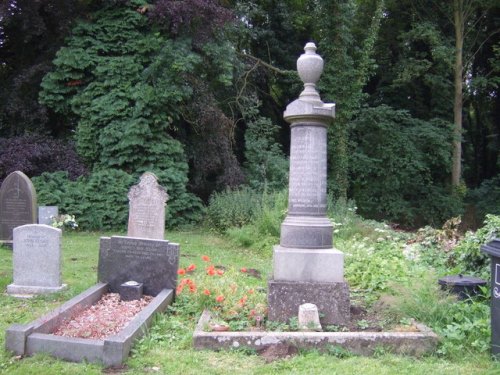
175, 255, 267, 330
51, 214, 78, 230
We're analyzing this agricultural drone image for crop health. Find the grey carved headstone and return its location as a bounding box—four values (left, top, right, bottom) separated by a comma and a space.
0, 171, 37, 246
98, 236, 180, 296
7, 224, 66, 296
38, 206, 58, 226
127, 172, 168, 240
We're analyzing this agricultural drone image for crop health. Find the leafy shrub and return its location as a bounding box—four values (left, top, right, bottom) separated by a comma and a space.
451, 214, 500, 278
32, 171, 84, 216
39, 4, 242, 209
243, 99, 289, 192
349, 105, 462, 227
253, 189, 287, 238
205, 187, 263, 233
382, 273, 490, 359
0, 135, 87, 185
467, 174, 500, 222
33, 169, 203, 231
344, 237, 410, 297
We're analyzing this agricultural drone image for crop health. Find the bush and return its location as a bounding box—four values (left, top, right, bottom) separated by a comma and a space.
344, 237, 410, 297
0, 135, 88, 185
451, 214, 500, 278
467, 174, 500, 222
205, 187, 263, 233
243, 101, 289, 192
349, 105, 463, 227
33, 169, 203, 231
382, 273, 490, 359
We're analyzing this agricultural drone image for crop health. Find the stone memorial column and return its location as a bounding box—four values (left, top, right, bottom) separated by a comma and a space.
268, 43, 350, 325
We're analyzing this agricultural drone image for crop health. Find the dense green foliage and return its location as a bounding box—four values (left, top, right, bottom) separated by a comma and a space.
36, 5, 203, 225
1, 0, 499, 227
349, 105, 461, 226
33, 170, 203, 230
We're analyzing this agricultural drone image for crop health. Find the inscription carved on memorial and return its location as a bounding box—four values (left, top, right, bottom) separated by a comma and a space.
127, 172, 168, 240
0, 171, 37, 245
288, 125, 327, 214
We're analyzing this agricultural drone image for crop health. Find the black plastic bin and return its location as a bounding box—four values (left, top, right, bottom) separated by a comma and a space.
438, 274, 486, 300
481, 238, 500, 358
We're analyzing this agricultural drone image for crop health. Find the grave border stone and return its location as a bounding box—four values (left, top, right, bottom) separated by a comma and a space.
5, 283, 174, 366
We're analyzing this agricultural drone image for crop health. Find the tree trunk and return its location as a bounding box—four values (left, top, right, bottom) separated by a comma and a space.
452, 0, 464, 187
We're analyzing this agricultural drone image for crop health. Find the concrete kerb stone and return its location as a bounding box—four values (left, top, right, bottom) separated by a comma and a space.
5, 285, 174, 366
6, 283, 108, 355
193, 310, 439, 356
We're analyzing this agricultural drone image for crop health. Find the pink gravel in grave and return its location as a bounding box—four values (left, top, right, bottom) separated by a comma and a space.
53, 293, 153, 340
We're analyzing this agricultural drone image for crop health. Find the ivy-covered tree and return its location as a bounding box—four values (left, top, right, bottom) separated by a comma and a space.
315, 0, 385, 201
39, 3, 203, 227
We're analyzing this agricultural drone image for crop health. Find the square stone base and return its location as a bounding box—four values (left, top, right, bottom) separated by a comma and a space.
273, 245, 344, 282
268, 279, 350, 326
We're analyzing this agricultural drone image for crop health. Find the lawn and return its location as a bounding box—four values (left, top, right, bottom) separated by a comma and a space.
0, 229, 499, 374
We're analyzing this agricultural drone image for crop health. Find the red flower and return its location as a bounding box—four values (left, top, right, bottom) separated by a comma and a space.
248, 288, 254, 294
215, 295, 225, 303
203, 289, 211, 296
238, 295, 248, 306
240, 267, 247, 273
202, 255, 211, 262
217, 269, 224, 276
177, 268, 186, 275
206, 265, 216, 276
249, 309, 256, 317
187, 264, 196, 272
176, 285, 184, 294
189, 284, 197, 293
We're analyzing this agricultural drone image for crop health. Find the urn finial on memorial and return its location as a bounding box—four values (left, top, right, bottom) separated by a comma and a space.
297, 42, 324, 102
284, 43, 334, 121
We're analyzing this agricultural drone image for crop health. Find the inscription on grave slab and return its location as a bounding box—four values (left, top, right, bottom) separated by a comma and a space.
0, 171, 37, 244
127, 172, 168, 240
7, 224, 65, 296
98, 236, 179, 296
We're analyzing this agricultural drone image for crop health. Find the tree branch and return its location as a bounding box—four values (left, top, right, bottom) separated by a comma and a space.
236, 52, 292, 75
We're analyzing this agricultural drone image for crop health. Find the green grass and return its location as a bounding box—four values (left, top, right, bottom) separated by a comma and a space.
0, 230, 499, 374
